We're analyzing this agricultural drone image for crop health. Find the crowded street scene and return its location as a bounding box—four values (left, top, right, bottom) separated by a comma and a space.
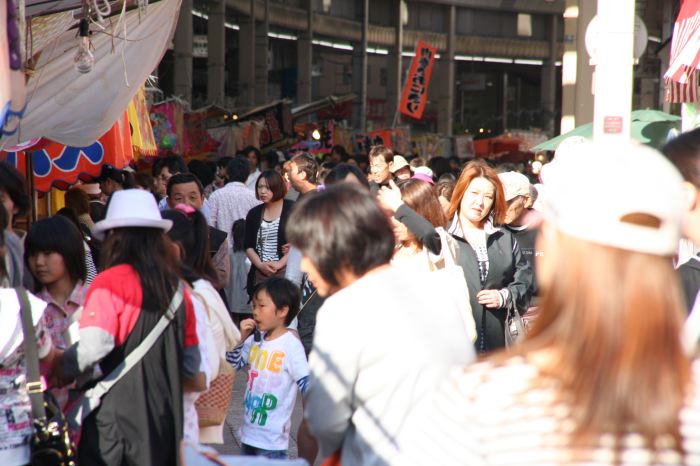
4, 0, 700, 465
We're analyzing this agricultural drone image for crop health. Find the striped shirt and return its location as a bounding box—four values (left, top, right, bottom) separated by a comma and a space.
398, 357, 700, 465
256, 218, 280, 262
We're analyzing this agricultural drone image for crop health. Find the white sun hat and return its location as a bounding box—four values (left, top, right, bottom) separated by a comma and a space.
92, 189, 172, 240
541, 139, 684, 256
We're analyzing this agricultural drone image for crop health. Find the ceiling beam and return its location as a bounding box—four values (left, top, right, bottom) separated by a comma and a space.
405, 0, 565, 15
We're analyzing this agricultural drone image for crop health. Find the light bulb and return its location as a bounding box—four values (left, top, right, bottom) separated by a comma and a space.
74, 19, 94, 74
311, 129, 321, 140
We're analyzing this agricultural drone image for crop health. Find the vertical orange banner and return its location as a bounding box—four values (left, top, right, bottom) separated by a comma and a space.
399, 41, 437, 120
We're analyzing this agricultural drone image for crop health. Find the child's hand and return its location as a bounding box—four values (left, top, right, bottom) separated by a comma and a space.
240, 318, 257, 341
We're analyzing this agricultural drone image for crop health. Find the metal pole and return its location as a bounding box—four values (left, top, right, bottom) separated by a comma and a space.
502, 71, 508, 132
359, 0, 368, 132
593, 0, 635, 141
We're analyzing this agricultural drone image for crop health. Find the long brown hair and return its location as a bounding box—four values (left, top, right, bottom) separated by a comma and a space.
448, 160, 507, 225
515, 231, 690, 457
101, 227, 180, 311
398, 179, 447, 248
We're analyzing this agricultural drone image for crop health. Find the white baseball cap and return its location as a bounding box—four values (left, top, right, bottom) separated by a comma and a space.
541, 139, 684, 256
92, 189, 172, 240
391, 155, 411, 173
498, 171, 530, 201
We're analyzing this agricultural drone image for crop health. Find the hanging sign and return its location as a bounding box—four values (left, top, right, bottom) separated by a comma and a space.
399, 41, 437, 120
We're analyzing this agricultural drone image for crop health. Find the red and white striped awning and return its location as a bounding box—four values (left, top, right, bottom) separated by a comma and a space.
666, 0, 700, 103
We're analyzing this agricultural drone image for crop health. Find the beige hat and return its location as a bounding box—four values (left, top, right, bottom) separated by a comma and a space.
390, 155, 411, 173
498, 172, 530, 201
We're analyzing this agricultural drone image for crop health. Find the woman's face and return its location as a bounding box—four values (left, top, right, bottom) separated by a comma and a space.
0, 189, 16, 225
256, 178, 274, 203
460, 177, 495, 227
28, 251, 68, 286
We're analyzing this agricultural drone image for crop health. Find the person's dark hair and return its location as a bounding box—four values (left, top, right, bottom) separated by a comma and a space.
436, 178, 456, 201
662, 128, 700, 187
291, 152, 319, 184
0, 160, 30, 218
0, 202, 7, 230
265, 151, 282, 171
332, 145, 349, 162
287, 184, 394, 291
428, 156, 451, 180
100, 227, 180, 310
226, 157, 251, 183
324, 163, 370, 190
161, 155, 189, 176
98, 164, 135, 189
217, 156, 233, 170
254, 277, 301, 326
56, 207, 85, 235
243, 146, 262, 165
162, 208, 218, 287
65, 187, 91, 216
368, 145, 394, 164
397, 179, 447, 231
134, 173, 155, 192
25, 215, 87, 288
188, 159, 214, 188
232, 219, 246, 252
151, 157, 166, 177
167, 173, 205, 198
256, 170, 286, 202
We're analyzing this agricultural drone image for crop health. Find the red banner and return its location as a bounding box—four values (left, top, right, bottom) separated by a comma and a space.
399, 41, 437, 120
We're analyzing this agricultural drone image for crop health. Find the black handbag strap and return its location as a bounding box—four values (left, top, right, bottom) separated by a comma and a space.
16, 287, 47, 420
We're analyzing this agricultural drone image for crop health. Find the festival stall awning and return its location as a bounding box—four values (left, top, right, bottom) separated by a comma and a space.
0, 113, 134, 192
0, 0, 181, 149
665, 0, 700, 102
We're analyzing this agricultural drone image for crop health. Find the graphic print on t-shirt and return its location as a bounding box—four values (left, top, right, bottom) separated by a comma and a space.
228, 331, 310, 450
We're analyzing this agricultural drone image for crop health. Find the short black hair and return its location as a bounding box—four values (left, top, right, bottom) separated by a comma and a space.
243, 146, 262, 164
187, 159, 214, 187
226, 157, 251, 183
25, 215, 87, 287
324, 163, 370, 190
662, 128, 700, 187
217, 156, 233, 169
0, 161, 30, 217
167, 173, 204, 198
254, 277, 301, 326
286, 184, 394, 290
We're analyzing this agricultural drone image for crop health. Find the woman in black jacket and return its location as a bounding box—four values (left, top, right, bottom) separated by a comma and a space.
244, 170, 294, 298
446, 160, 532, 353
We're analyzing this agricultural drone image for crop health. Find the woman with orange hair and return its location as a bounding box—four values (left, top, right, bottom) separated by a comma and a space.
399, 140, 700, 465
445, 160, 532, 352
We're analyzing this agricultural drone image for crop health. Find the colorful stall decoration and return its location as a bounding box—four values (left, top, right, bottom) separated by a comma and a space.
127, 88, 158, 159
352, 129, 394, 154
412, 133, 450, 158
390, 127, 411, 156
150, 100, 188, 155
242, 101, 293, 148
185, 110, 223, 159
1, 113, 133, 192
290, 121, 335, 155
399, 41, 437, 120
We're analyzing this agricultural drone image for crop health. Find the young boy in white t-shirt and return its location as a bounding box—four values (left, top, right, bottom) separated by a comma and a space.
226, 277, 310, 459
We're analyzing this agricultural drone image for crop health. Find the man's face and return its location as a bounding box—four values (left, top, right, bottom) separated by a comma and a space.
156, 167, 173, 197
369, 156, 392, 184
504, 195, 526, 225
246, 151, 258, 172
168, 181, 204, 210
289, 162, 306, 191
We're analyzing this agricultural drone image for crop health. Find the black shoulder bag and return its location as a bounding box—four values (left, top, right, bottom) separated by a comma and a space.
16, 287, 77, 466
